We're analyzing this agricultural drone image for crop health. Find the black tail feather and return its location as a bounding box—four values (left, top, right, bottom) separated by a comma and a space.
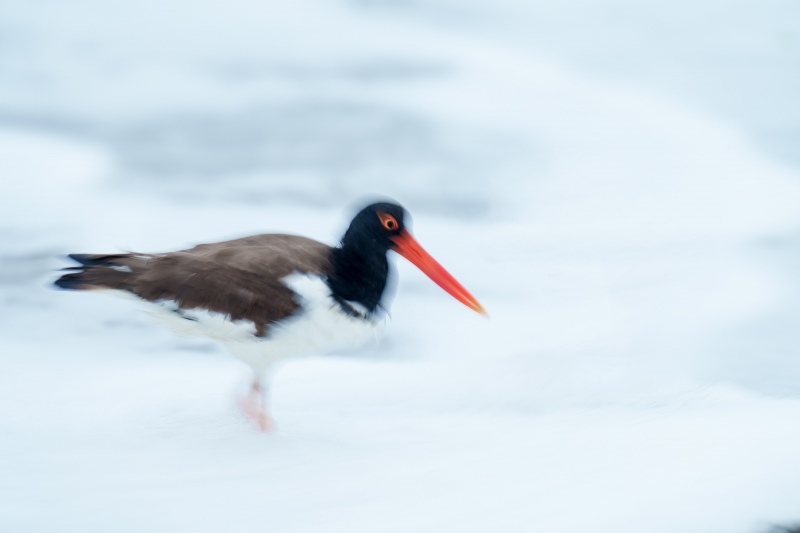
67, 253, 129, 267
54, 253, 136, 291
54, 271, 90, 290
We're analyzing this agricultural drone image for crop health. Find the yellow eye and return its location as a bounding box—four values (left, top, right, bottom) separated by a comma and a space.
378, 212, 398, 231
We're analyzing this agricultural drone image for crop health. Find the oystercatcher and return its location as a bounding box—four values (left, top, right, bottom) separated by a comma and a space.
55, 202, 484, 429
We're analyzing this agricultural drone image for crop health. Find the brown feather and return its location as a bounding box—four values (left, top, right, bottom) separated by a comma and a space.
57, 234, 333, 336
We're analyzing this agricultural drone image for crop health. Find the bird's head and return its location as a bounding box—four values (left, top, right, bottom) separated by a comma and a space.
343, 202, 486, 316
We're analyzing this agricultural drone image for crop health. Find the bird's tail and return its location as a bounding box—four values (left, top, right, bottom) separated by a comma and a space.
54, 253, 141, 291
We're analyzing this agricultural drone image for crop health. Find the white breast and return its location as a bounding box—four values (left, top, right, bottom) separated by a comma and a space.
120, 273, 386, 373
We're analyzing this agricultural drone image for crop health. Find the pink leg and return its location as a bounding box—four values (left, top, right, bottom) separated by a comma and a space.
238, 377, 274, 431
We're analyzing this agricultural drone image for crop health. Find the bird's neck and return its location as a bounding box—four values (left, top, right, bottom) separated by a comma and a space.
327, 244, 389, 316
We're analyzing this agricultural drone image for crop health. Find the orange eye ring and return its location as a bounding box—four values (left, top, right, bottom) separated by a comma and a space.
377, 212, 398, 231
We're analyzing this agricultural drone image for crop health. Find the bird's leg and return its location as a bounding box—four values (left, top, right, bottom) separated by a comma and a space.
260, 377, 275, 431
239, 378, 261, 419
238, 373, 274, 431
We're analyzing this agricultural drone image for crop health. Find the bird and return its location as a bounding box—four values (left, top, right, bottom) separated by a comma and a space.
54, 201, 485, 430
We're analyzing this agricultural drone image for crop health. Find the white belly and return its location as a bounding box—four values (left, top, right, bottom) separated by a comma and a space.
118, 273, 386, 372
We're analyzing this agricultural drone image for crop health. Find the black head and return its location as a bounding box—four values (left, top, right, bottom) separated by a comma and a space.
340, 202, 408, 254
329, 200, 485, 318
328, 202, 408, 315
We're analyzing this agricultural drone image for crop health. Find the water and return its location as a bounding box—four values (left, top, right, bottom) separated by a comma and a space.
2, 1, 800, 531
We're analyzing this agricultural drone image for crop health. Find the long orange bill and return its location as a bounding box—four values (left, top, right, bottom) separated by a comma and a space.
390, 229, 487, 316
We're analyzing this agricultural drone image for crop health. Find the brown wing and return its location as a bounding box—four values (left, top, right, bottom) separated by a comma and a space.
56, 234, 333, 336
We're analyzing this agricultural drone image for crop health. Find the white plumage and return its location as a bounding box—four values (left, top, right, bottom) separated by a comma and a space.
117, 272, 386, 373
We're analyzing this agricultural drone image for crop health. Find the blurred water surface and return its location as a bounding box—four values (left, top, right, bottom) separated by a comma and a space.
2, 1, 800, 532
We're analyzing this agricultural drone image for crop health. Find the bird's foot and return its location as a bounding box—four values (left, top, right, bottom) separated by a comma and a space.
238, 387, 274, 432
253, 411, 274, 432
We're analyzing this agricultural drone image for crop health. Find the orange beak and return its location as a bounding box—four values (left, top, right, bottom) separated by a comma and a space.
390, 230, 487, 316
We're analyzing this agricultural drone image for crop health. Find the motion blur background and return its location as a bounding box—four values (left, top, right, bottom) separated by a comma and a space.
2, 1, 800, 532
